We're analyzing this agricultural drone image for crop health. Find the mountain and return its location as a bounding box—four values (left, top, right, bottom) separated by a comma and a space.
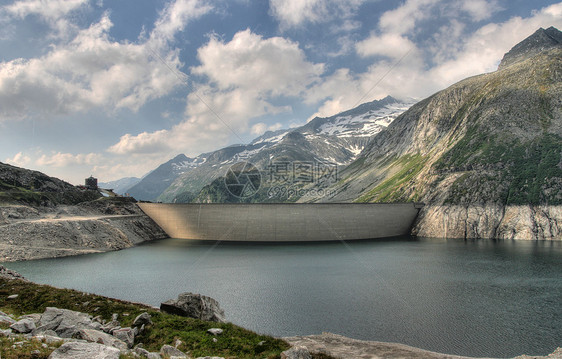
126, 154, 204, 201
306, 27, 562, 240
498, 26, 562, 69
0, 162, 100, 206
155, 96, 414, 203
98, 177, 140, 195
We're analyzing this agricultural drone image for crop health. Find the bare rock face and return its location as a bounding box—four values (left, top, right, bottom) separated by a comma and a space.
0, 265, 26, 280
281, 346, 312, 359
413, 205, 562, 240
10, 318, 36, 333
48, 342, 120, 359
160, 292, 225, 323
35, 307, 102, 338
77, 329, 128, 350
160, 344, 188, 357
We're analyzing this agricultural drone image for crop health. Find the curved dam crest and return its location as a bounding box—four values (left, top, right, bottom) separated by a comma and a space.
137, 203, 423, 242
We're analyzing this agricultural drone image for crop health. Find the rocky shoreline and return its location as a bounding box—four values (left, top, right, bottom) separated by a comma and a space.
412, 205, 562, 240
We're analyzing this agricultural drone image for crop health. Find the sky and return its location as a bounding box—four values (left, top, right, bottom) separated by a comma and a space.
1, 0, 561, 185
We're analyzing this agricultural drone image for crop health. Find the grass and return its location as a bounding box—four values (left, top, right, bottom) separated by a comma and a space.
434, 128, 562, 205
355, 154, 428, 203
0, 277, 298, 358
0, 336, 64, 359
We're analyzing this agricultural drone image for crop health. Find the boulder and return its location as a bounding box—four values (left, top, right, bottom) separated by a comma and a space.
147, 353, 162, 359
36, 307, 100, 338
0, 314, 16, 325
20, 313, 42, 325
281, 346, 312, 359
196, 357, 225, 359
112, 327, 135, 348
207, 328, 223, 336
160, 293, 225, 323
133, 312, 152, 327
160, 344, 188, 358
10, 318, 36, 334
48, 342, 120, 359
134, 347, 150, 357
77, 329, 128, 350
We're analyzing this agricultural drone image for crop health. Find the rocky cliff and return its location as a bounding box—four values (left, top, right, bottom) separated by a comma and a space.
0, 199, 168, 261
0, 162, 168, 261
309, 27, 562, 240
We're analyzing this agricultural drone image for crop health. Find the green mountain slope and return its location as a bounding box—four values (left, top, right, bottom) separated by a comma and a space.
314, 29, 561, 208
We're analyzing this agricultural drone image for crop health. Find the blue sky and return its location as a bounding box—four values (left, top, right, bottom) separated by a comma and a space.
1, 0, 561, 184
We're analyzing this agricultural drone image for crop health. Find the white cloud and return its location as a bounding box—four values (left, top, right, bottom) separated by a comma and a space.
308, 2, 562, 118
150, 0, 213, 46
461, 0, 501, 22
0, 0, 214, 121
192, 29, 324, 97
107, 29, 325, 158
3, 0, 88, 21
5, 152, 31, 167
107, 130, 172, 155
356, 33, 419, 60
251, 122, 282, 136
269, 0, 365, 29
0, 14, 182, 119
379, 0, 442, 35
429, 3, 562, 87
36, 152, 102, 167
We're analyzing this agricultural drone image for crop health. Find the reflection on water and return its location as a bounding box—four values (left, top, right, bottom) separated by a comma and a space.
4, 237, 562, 357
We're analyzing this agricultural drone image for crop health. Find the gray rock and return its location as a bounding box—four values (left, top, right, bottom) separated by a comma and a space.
160, 292, 225, 323
10, 318, 36, 333
0, 314, 16, 325
147, 353, 162, 359
7, 294, 18, 299
0, 265, 27, 280
134, 347, 150, 356
207, 328, 223, 336
281, 346, 312, 359
77, 329, 128, 350
133, 312, 152, 327
196, 357, 225, 359
36, 307, 99, 338
20, 313, 42, 325
160, 344, 187, 357
0, 329, 13, 337
48, 341, 120, 359
112, 327, 135, 348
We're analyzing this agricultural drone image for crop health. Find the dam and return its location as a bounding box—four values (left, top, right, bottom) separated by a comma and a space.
138, 203, 423, 242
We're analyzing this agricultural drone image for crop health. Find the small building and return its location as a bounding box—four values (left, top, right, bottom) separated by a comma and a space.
85, 176, 98, 190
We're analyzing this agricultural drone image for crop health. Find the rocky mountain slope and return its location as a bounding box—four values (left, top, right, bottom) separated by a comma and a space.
0, 162, 100, 206
125, 154, 204, 201
155, 96, 414, 203
0, 163, 167, 261
308, 27, 562, 240
117, 97, 412, 202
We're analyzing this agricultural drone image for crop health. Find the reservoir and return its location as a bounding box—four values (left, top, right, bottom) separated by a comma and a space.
4, 237, 561, 358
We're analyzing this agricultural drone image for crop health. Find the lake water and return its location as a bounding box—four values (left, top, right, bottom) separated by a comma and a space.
4, 237, 561, 357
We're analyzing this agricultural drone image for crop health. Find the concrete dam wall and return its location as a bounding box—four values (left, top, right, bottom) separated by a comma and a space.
138, 203, 422, 242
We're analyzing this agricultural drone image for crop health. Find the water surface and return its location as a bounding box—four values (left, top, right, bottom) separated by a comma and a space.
4, 237, 561, 357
